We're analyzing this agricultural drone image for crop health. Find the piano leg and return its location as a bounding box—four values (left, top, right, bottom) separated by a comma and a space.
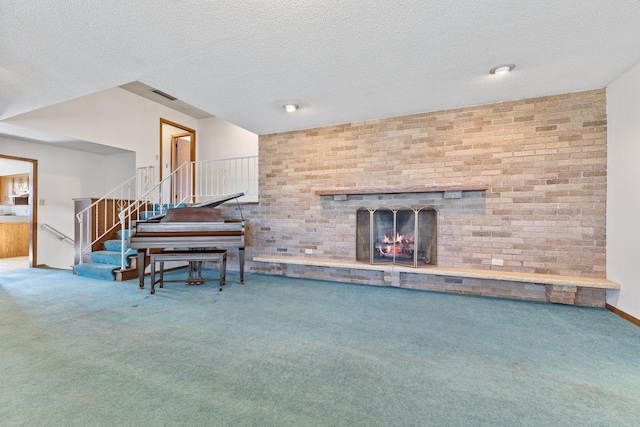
137, 249, 146, 289
186, 261, 205, 285
239, 247, 245, 284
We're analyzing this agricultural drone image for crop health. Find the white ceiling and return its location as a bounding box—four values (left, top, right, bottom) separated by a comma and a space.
1, 1, 640, 138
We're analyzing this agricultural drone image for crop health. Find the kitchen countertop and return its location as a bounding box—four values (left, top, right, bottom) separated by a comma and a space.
0, 215, 30, 223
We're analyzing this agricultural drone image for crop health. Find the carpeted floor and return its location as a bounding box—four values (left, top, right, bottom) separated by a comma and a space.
1, 268, 639, 426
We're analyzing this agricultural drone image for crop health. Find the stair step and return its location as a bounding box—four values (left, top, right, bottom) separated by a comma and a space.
90, 250, 135, 267
115, 265, 140, 282
138, 211, 160, 220
75, 262, 117, 281
116, 229, 134, 240
152, 203, 186, 210
139, 204, 187, 221
104, 239, 129, 252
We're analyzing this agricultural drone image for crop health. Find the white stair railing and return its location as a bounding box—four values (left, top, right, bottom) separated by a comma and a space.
193, 156, 259, 204
116, 156, 258, 269
41, 223, 74, 244
75, 157, 258, 271
75, 166, 155, 264
116, 162, 193, 269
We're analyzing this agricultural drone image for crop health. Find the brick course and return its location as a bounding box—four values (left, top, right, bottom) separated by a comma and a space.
233, 90, 607, 287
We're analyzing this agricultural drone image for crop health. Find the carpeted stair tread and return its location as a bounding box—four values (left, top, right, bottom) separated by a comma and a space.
117, 229, 134, 240
138, 211, 159, 220
138, 204, 187, 221
73, 204, 186, 281
90, 250, 135, 267
74, 262, 117, 280
104, 239, 129, 251
104, 237, 133, 252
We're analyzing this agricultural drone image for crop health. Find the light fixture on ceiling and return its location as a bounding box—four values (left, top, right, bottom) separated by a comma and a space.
489, 64, 516, 75
283, 104, 299, 113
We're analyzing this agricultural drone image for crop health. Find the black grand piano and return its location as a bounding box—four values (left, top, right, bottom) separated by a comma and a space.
128, 192, 246, 289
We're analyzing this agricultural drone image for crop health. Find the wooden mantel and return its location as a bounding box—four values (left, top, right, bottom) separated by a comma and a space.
315, 184, 488, 197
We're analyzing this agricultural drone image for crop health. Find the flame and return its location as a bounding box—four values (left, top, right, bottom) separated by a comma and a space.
382, 233, 413, 244
376, 233, 415, 256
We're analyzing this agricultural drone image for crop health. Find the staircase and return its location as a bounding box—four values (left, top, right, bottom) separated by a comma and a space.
73, 157, 258, 281
74, 203, 186, 281
74, 230, 136, 280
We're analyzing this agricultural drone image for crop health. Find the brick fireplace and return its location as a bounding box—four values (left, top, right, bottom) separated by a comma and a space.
239, 89, 610, 305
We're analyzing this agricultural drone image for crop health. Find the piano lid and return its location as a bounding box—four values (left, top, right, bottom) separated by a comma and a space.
143, 192, 245, 222
160, 206, 224, 222
192, 192, 245, 208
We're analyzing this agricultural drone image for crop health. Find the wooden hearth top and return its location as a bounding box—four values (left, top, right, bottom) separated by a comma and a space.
252, 256, 619, 289
315, 184, 488, 196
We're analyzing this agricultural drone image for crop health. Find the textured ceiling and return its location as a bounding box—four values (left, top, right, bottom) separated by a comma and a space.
1, 0, 640, 138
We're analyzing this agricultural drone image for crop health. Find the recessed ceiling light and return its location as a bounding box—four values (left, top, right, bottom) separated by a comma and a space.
283, 104, 299, 113
489, 64, 516, 75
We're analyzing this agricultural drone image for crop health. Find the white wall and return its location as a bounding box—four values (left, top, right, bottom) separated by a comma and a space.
102, 151, 137, 191
0, 158, 31, 175
5, 87, 258, 171
1, 87, 258, 269
606, 60, 640, 320
198, 116, 258, 160
0, 136, 134, 269
4, 87, 199, 170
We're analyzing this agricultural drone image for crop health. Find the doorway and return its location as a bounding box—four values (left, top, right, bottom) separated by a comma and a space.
160, 119, 195, 204
171, 133, 193, 204
0, 154, 38, 269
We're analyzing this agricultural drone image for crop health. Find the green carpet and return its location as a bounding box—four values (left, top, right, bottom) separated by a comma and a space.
1, 268, 639, 426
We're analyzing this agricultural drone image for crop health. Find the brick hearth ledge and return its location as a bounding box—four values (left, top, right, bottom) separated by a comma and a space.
252, 256, 619, 306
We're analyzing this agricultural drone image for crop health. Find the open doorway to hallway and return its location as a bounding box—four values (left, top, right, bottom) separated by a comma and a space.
160, 119, 195, 204
0, 155, 38, 269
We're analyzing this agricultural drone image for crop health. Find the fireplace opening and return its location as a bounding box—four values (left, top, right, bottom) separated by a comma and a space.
356, 207, 438, 267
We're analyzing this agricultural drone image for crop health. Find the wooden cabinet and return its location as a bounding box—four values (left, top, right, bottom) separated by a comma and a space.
12, 174, 29, 195
0, 222, 29, 258
0, 174, 29, 206
14, 174, 30, 207
0, 174, 30, 205
0, 176, 14, 205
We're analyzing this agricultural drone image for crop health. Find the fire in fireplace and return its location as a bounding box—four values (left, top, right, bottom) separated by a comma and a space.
356, 207, 438, 267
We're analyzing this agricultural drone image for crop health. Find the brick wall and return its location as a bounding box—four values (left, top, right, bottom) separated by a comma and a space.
243, 89, 607, 278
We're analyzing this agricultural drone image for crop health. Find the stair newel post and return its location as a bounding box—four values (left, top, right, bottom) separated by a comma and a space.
77, 214, 83, 266
191, 160, 195, 204
74, 198, 94, 266
120, 212, 127, 271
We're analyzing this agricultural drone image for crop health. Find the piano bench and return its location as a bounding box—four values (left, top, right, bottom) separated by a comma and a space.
148, 249, 227, 295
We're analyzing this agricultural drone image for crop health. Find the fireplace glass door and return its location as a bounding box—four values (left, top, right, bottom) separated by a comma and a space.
356, 206, 438, 267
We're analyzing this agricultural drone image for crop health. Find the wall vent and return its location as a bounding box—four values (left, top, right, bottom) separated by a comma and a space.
151, 89, 177, 101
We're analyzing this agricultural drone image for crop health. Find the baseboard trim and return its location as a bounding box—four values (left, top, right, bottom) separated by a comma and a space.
606, 303, 640, 327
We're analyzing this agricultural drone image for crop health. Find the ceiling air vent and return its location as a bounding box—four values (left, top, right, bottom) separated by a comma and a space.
151, 89, 177, 101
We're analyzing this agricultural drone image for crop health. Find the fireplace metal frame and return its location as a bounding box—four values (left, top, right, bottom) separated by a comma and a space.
356, 206, 439, 267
